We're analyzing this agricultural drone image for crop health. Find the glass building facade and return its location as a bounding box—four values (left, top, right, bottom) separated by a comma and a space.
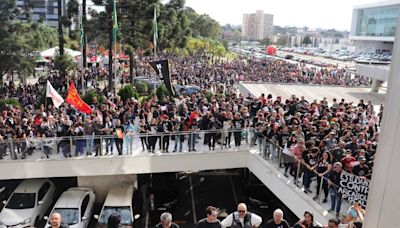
356, 4, 400, 37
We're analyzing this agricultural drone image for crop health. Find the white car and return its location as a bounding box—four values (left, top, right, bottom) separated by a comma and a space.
95, 185, 140, 228
0, 179, 55, 228
44, 187, 95, 228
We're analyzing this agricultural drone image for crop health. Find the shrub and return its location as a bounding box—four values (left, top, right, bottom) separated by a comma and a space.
82, 90, 103, 105
135, 81, 149, 94
156, 83, 170, 100
118, 84, 138, 102
0, 98, 22, 111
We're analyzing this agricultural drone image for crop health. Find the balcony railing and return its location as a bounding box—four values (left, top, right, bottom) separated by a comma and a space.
0, 129, 256, 161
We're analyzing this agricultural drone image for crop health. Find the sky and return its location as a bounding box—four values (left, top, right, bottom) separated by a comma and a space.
185, 0, 384, 31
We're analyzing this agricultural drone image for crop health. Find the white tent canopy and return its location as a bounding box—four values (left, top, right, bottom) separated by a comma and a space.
40, 47, 81, 58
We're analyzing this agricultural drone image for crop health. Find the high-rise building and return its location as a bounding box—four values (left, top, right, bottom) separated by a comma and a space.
242, 10, 273, 41
15, 0, 68, 28
350, 0, 400, 54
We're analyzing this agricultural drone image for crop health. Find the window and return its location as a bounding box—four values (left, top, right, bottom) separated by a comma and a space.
38, 182, 50, 202
80, 195, 90, 218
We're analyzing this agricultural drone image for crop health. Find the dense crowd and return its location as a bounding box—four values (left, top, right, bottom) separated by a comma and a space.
0, 54, 379, 227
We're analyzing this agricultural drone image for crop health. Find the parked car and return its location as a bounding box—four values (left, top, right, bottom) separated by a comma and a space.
0, 180, 21, 211
94, 185, 140, 228
174, 84, 201, 96
0, 179, 55, 227
44, 187, 95, 228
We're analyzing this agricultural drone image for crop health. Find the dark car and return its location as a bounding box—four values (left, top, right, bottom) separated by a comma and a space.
148, 173, 179, 212
284, 55, 294, 60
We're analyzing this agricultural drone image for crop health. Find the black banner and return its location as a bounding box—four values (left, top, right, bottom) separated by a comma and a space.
338, 172, 370, 208
149, 59, 175, 97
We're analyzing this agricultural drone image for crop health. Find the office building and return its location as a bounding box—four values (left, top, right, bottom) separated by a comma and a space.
242, 10, 274, 41
350, 0, 400, 53
15, 0, 67, 28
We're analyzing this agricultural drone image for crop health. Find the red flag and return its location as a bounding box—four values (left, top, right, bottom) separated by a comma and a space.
65, 82, 92, 114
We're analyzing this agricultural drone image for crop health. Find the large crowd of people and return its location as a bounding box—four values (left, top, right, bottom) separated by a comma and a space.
0, 54, 378, 227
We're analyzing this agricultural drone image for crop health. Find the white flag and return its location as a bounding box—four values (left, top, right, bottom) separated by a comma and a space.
46, 80, 64, 108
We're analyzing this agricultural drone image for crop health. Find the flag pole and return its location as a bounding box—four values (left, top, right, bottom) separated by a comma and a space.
153, 5, 158, 59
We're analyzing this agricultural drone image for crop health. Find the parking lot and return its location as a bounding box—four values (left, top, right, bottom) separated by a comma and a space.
0, 169, 299, 228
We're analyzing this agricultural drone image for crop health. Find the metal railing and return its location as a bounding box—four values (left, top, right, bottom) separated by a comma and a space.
0, 128, 260, 161
260, 138, 352, 216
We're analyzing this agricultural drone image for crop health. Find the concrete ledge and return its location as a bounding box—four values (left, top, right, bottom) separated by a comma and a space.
0, 151, 249, 180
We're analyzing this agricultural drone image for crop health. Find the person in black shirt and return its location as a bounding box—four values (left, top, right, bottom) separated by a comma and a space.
263, 209, 290, 228
328, 162, 343, 216
303, 147, 319, 194
155, 212, 180, 228
352, 156, 370, 178
196, 206, 221, 228
232, 113, 245, 148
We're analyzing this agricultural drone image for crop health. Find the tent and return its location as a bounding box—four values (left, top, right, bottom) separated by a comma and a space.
35, 55, 50, 63
40, 47, 81, 58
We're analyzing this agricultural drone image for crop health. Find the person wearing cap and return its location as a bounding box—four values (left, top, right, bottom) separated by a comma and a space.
352, 156, 369, 178
328, 162, 343, 217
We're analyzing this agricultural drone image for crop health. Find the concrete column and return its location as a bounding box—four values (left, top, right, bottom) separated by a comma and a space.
364, 17, 400, 228
370, 79, 382, 93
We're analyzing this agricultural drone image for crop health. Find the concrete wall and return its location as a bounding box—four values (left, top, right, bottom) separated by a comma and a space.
356, 64, 390, 81
78, 174, 137, 203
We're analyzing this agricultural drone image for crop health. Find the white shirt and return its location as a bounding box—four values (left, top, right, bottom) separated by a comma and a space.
221, 212, 262, 228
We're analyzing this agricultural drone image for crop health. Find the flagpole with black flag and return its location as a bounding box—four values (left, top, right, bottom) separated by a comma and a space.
152, 5, 158, 58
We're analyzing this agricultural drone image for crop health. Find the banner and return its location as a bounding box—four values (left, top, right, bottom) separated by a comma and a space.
65, 82, 92, 114
338, 172, 370, 208
46, 81, 64, 108
149, 59, 175, 97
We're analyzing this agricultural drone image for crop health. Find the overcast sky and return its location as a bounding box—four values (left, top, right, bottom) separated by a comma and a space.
185, 0, 383, 31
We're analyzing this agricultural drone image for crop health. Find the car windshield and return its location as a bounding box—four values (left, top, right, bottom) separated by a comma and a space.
99, 206, 132, 225
53, 208, 79, 225
6, 193, 36, 209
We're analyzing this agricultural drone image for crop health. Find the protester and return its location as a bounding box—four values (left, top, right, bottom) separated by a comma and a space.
220, 203, 262, 228
263, 208, 290, 228
107, 212, 121, 228
49, 212, 69, 228
155, 212, 180, 228
196, 206, 221, 228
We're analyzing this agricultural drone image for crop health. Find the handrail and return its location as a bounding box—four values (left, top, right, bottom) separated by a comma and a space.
0, 128, 254, 161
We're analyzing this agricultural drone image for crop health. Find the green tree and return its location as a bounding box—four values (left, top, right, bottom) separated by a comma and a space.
302, 35, 312, 46
0, 0, 35, 82
118, 84, 138, 102
276, 37, 288, 47
54, 53, 75, 77
259, 37, 271, 46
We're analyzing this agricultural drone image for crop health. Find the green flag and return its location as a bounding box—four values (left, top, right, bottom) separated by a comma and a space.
152, 5, 158, 50
112, 0, 118, 44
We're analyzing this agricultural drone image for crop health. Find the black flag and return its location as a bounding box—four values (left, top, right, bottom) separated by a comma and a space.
149, 59, 175, 97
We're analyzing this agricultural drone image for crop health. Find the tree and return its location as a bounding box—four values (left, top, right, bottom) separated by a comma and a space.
0, 0, 36, 82
54, 53, 75, 78
302, 36, 312, 46
259, 37, 271, 46
276, 37, 288, 47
